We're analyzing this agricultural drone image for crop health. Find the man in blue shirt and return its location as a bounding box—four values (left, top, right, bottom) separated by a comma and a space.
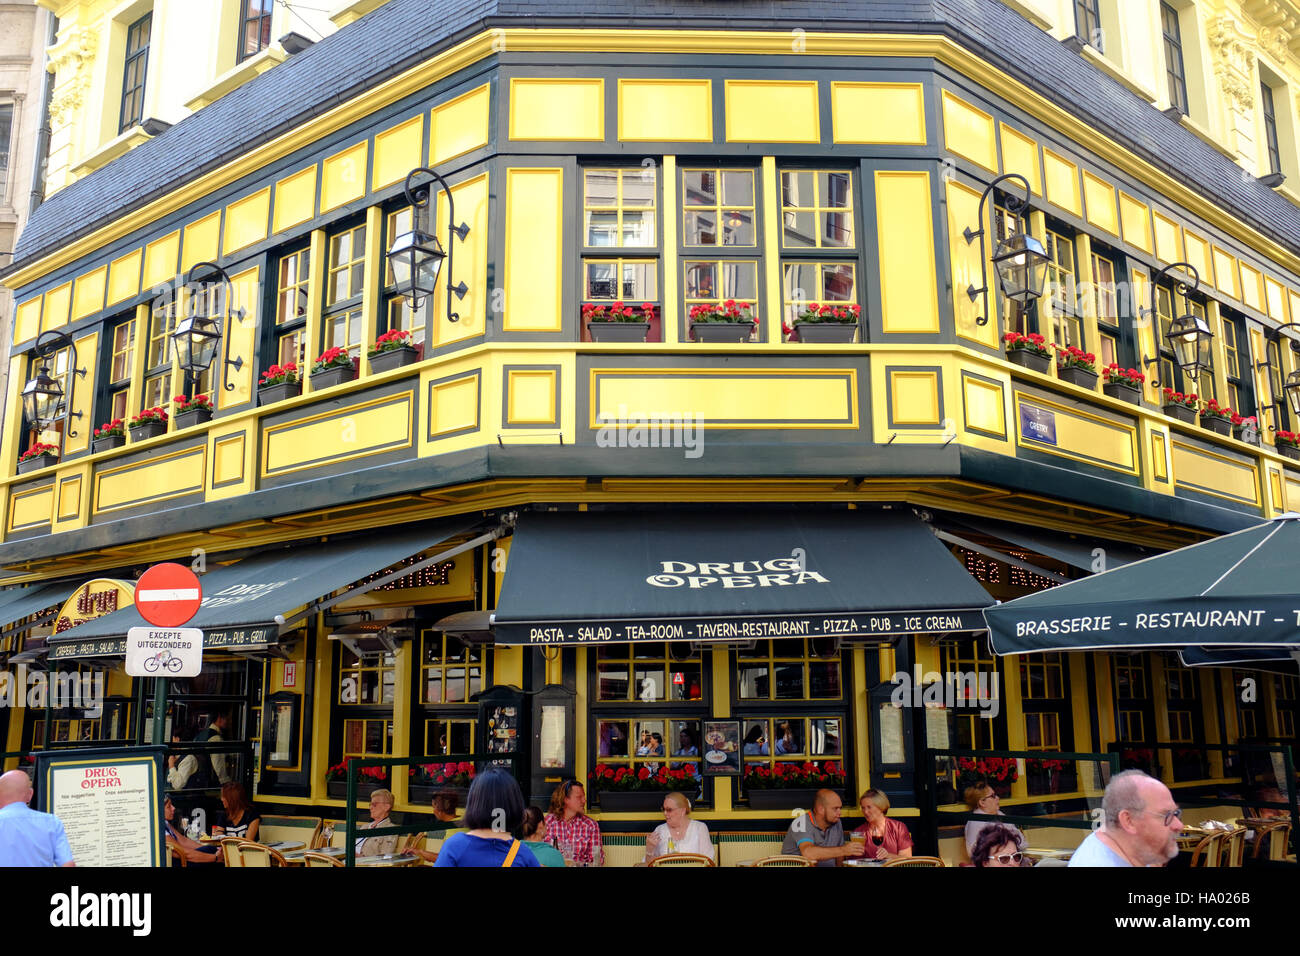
1069, 769, 1184, 867
0, 769, 76, 867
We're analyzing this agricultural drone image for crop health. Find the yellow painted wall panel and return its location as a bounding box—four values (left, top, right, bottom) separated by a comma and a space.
876, 171, 939, 334
833, 83, 924, 145
1211, 248, 1238, 299
725, 80, 819, 143
1118, 193, 1152, 253
592, 370, 857, 427
1270, 469, 1284, 510
220, 267, 259, 410
107, 249, 142, 305
1017, 395, 1136, 473
1290, 291, 1300, 328
42, 282, 71, 331
95, 449, 206, 513
941, 90, 997, 171
263, 397, 413, 475
506, 370, 558, 425
142, 231, 181, 289
320, 142, 368, 212
273, 167, 318, 234
14, 297, 41, 343
510, 78, 605, 141
1172, 441, 1259, 505
1152, 432, 1168, 481
430, 375, 480, 437
372, 114, 424, 190
432, 173, 489, 347
431, 82, 492, 163
57, 475, 82, 522
63, 329, 98, 456
962, 374, 1006, 438
1042, 150, 1081, 216
181, 212, 222, 272
503, 168, 563, 333
618, 78, 712, 142
223, 188, 271, 253
1183, 232, 1211, 284
999, 124, 1040, 194
1288, 478, 1300, 510
1082, 172, 1117, 235
947, 179, 996, 347
1240, 263, 1264, 312
72, 266, 106, 320
889, 370, 940, 425
9, 487, 53, 532
1152, 213, 1182, 265
213, 433, 246, 485
1265, 276, 1286, 320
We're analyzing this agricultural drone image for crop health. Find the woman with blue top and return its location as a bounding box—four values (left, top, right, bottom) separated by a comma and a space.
434, 769, 540, 867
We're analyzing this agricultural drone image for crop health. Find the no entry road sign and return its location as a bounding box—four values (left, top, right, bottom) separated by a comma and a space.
135, 563, 203, 627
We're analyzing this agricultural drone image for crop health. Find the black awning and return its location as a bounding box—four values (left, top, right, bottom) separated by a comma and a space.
0, 581, 80, 639
946, 516, 1153, 572
493, 509, 993, 646
1180, 646, 1300, 672
46, 516, 479, 661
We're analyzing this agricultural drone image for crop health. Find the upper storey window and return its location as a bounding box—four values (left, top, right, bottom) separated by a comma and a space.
682, 169, 755, 247
779, 170, 853, 249
1160, 2, 1188, 116
119, 13, 152, 134
584, 168, 656, 248
1074, 0, 1102, 50
238, 0, 274, 63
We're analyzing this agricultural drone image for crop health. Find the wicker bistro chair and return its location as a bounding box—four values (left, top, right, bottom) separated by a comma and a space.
1189, 832, 1224, 868
236, 840, 289, 867
165, 838, 187, 867
649, 852, 715, 867
1220, 828, 1247, 868
752, 855, 812, 867
1250, 822, 1293, 862
219, 837, 245, 867
883, 855, 946, 868
302, 851, 345, 868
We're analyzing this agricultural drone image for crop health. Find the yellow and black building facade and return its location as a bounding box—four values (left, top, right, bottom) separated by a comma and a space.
1, 0, 1298, 852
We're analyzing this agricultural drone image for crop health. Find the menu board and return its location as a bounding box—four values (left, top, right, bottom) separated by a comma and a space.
43, 752, 162, 867
539, 705, 566, 769
877, 704, 906, 765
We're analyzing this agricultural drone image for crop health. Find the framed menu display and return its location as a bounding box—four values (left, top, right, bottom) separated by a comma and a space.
36, 747, 165, 867
263, 691, 301, 769
702, 720, 741, 775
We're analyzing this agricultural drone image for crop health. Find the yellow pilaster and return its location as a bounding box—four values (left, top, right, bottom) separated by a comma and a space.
1068, 653, 1093, 752
359, 205, 384, 376
391, 640, 412, 806
575, 647, 588, 785
711, 646, 732, 813
304, 229, 327, 391
661, 155, 679, 345
1150, 656, 1174, 785
852, 646, 869, 797
761, 155, 782, 344
1004, 655, 1027, 800
311, 615, 333, 801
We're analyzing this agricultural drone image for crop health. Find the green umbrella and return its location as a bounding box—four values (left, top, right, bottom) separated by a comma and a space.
983, 513, 1300, 655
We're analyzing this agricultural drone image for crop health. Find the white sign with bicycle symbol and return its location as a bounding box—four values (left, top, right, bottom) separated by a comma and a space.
125, 627, 203, 677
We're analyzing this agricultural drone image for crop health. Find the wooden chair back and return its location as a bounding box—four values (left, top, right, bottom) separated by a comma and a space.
259, 815, 323, 849
752, 855, 811, 867
219, 837, 244, 867
165, 837, 187, 867
302, 851, 345, 868
1220, 828, 1247, 867
883, 855, 946, 867
236, 840, 288, 867
1253, 822, 1292, 861
649, 852, 715, 867
1189, 832, 1223, 867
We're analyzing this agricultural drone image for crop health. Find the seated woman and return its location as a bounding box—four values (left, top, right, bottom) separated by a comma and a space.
971, 823, 1025, 867
162, 796, 221, 864
434, 770, 539, 867
850, 789, 913, 861
210, 783, 260, 842
743, 724, 768, 756
963, 782, 1026, 858
355, 789, 399, 856
521, 806, 566, 867
645, 791, 712, 863
408, 788, 464, 863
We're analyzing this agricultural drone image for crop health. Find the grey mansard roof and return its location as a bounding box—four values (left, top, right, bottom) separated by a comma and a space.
11, 0, 1300, 272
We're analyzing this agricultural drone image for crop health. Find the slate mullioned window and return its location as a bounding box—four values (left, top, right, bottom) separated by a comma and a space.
142, 296, 175, 411
581, 167, 660, 341
1043, 226, 1082, 350
681, 168, 762, 336
119, 13, 152, 134
274, 246, 310, 367
106, 314, 136, 422
779, 169, 858, 336
324, 222, 366, 360
1090, 249, 1120, 368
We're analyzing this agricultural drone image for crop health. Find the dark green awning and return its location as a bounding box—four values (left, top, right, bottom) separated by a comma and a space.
0, 581, 80, 639
47, 517, 478, 661
949, 516, 1152, 572
985, 515, 1300, 654
493, 509, 993, 646
1180, 646, 1299, 672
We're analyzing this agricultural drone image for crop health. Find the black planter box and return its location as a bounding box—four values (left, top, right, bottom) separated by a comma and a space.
1103, 381, 1142, 405
1163, 403, 1198, 424
1006, 348, 1051, 373
1057, 365, 1098, 389
174, 407, 213, 430
258, 381, 302, 405
1200, 415, 1232, 436
16, 453, 57, 475
1234, 428, 1260, 446
312, 365, 357, 390
129, 421, 167, 442
368, 346, 420, 373
746, 787, 844, 811
793, 322, 857, 344
92, 435, 126, 453
409, 784, 469, 807
326, 779, 386, 801
1279, 443, 1300, 462
598, 790, 696, 813
587, 322, 650, 343
691, 322, 753, 343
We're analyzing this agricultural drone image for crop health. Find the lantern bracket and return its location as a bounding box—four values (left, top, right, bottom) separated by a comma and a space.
1138, 262, 1203, 387
24, 329, 88, 437
401, 166, 471, 322
962, 173, 1037, 326
179, 261, 246, 392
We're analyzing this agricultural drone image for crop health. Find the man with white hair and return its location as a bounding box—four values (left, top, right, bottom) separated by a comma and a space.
0, 769, 75, 867
1068, 769, 1184, 867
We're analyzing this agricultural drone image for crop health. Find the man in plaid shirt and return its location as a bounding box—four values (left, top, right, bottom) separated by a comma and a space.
543, 779, 603, 866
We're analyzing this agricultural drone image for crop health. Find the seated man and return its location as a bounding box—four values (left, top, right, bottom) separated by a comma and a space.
781, 789, 867, 867
356, 789, 400, 856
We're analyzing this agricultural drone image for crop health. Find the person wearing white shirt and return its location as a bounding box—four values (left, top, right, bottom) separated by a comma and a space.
645, 791, 712, 862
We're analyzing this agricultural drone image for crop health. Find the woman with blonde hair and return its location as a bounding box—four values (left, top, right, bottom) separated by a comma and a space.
850, 789, 913, 861
645, 791, 712, 862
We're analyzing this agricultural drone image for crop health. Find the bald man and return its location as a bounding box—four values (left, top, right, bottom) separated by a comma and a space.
0, 769, 75, 867
1069, 769, 1184, 867
781, 788, 867, 867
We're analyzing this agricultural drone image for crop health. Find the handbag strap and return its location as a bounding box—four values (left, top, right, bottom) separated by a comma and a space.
502, 840, 520, 867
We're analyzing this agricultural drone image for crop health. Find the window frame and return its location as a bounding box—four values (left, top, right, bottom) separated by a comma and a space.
322, 217, 368, 361
1160, 1, 1188, 116
1261, 81, 1282, 176
237, 0, 275, 64
1074, 0, 1102, 50
0, 100, 13, 203
580, 165, 662, 342
777, 166, 862, 340
678, 165, 765, 341
118, 12, 152, 135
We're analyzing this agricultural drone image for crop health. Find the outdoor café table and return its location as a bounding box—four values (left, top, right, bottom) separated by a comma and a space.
354, 851, 420, 867
1022, 847, 1074, 862
282, 846, 346, 866
264, 840, 305, 854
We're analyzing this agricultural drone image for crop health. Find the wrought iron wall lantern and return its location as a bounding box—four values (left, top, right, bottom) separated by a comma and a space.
386, 166, 470, 322
963, 173, 1049, 326
1252, 322, 1300, 430
21, 329, 87, 435
170, 261, 247, 391
1139, 262, 1213, 384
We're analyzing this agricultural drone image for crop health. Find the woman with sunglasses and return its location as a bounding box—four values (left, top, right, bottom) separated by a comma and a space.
544, 779, 604, 866
645, 791, 712, 863
971, 824, 1025, 867
963, 781, 1026, 859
